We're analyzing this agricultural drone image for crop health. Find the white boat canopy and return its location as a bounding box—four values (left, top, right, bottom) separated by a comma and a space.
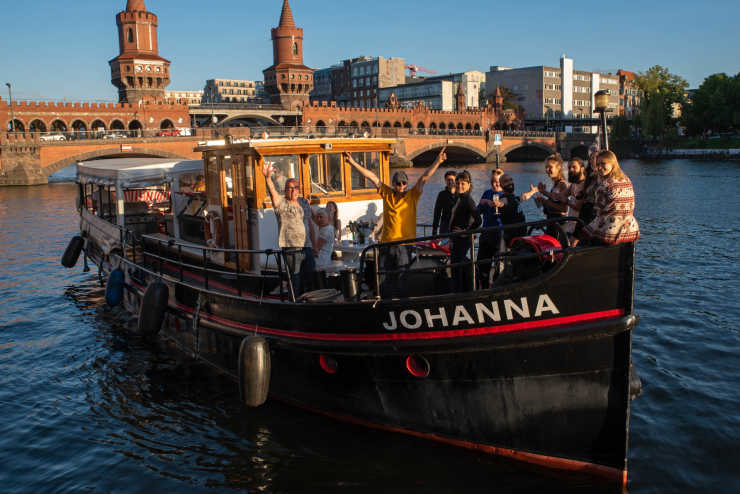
77, 158, 203, 188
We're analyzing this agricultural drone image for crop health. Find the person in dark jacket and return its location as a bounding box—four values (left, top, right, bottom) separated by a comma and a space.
432, 170, 457, 236
448, 171, 482, 292
477, 168, 505, 289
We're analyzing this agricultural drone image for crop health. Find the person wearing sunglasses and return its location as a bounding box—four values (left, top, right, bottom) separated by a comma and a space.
343, 147, 448, 298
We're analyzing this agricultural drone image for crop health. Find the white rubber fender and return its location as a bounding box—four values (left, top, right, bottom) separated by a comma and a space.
238, 336, 271, 407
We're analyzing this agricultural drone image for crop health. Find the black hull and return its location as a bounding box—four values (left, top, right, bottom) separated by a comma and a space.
86, 237, 636, 485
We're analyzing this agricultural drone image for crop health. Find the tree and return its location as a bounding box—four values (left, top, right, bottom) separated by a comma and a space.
485, 86, 520, 110
682, 72, 740, 136
634, 65, 688, 138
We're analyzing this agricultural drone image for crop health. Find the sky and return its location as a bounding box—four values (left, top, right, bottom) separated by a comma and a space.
0, 0, 738, 103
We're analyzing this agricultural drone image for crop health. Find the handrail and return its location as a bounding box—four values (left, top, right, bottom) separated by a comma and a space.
360, 217, 577, 298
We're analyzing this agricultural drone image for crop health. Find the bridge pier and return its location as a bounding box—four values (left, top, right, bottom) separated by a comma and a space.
0, 140, 47, 186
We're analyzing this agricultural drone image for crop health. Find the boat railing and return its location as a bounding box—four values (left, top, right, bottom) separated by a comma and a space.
359, 217, 577, 299
109, 226, 302, 302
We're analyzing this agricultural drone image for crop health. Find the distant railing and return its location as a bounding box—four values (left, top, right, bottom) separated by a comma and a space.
189, 103, 287, 111
5, 128, 198, 143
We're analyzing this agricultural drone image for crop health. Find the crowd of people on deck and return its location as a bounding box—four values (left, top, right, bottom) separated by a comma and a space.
263, 143, 639, 298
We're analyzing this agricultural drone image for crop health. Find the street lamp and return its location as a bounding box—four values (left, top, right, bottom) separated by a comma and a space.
594, 89, 611, 151
5, 83, 14, 133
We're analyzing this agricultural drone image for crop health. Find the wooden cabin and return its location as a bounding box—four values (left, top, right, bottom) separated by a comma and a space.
194, 137, 395, 270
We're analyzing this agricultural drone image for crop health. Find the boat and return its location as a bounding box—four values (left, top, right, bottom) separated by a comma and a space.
62, 137, 638, 487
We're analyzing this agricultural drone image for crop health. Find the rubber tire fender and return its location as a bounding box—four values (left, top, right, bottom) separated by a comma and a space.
105, 268, 125, 307
61, 235, 84, 268
137, 281, 169, 336
239, 336, 271, 407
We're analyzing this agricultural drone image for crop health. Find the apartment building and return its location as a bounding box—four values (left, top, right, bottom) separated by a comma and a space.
377, 70, 486, 111
202, 79, 265, 104
164, 90, 203, 106
309, 56, 405, 108
486, 55, 620, 121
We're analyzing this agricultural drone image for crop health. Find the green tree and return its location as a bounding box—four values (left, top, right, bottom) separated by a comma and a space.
682, 72, 740, 135
634, 65, 688, 138
486, 86, 520, 110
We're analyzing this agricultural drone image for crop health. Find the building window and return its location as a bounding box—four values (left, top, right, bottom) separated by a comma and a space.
127, 29, 134, 43
292, 42, 299, 55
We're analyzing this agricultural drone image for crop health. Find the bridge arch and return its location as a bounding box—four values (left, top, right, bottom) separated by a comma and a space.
41, 147, 191, 177
8, 119, 25, 132
218, 113, 280, 127
128, 120, 143, 131
71, 120, 88, 133
407, 141, 486, 165
489, 141, 556, 162
30, 119, 47, 133
91, 119, 106, 131
110, 120, 125, 130
50, 119, 68, 132
160, 119, 175, 129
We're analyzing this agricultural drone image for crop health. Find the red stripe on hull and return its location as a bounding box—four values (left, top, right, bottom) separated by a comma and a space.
195, 305, 625, 342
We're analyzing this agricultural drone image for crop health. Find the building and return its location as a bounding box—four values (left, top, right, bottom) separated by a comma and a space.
617, 70, 641, 119
376, 71, 485, 112
109, 0, 171, 103
378, 79, 459, 111
310, 56, 405, 108
485, 55, 620, 123
262, 0, 314, 109
165, 90, 203, 106
201, 80, 263, 104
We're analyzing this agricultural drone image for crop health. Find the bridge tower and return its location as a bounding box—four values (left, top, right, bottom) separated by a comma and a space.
263, 0, 314, 110
109, 0, 171, 103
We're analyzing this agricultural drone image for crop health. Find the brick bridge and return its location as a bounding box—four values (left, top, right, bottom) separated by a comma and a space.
0, 128, 595, 185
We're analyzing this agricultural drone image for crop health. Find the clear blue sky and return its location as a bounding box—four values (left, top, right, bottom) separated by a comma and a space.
1, 0, 737, 102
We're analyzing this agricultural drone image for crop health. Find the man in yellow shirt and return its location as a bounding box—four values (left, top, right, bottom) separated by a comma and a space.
343, 147, 447, 298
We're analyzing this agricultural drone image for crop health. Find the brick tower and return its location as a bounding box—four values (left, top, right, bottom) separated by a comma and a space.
109, 0, 171, 103
262, 0, 314, 109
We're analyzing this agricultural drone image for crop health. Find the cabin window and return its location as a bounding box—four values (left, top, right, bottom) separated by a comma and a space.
83, 183, 98, 215
99, 185, 117, 222
309, 154, 344, 196
265, 155, 301, 195
349, 152, 380, 191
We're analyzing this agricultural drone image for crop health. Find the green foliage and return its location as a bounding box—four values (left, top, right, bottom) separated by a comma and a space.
609, 115, 632, 139
486, 86, 519, 110
682, 72, 740, 136
634, 65, 688, 138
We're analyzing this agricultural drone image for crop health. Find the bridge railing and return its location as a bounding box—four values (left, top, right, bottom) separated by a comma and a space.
3, 128, 199, 143
189, 103, 287, 111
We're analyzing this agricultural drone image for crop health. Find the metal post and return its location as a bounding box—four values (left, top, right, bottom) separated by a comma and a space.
470, 233, 477, 291
5, 83, 14, 133
600, 110, 609, 151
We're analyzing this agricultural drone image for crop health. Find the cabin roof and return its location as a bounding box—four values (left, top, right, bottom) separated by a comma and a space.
195, 137, 397, 153
77, 158, 203, 187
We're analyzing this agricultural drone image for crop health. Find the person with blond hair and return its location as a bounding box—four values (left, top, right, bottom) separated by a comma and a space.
535, 154, 569, 219
581, 150, 640, 245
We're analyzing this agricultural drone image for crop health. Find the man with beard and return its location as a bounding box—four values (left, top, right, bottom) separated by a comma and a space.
565, 157, 587, 237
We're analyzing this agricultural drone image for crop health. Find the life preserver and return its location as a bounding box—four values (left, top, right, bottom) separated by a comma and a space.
204, 211, 223, 248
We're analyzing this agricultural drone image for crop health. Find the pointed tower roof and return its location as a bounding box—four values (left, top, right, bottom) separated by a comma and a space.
279, 0, 296, 28
126, 0, 146, 12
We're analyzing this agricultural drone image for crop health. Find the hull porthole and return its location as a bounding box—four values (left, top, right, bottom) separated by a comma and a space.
406, 354, 430, 378
61, 235, 84, 268
319, 354, 338, 374
137, 281, 169, 337
239, 336, 271, 407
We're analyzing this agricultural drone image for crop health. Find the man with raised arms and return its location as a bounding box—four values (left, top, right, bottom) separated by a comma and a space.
343, 148, 448, 297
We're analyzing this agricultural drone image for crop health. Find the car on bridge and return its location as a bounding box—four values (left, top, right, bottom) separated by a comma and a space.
103, 132, 128, 139
156, 129, 180, 137
40, 133, 67, 142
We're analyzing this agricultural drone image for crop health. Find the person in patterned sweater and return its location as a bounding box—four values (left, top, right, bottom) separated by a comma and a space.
581, 150, 640, 245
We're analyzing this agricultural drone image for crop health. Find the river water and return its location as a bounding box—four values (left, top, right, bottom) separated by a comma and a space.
1, 159, 738, 493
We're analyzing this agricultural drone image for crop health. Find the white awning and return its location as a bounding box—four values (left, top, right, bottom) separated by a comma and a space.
77, 158, 203, 188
